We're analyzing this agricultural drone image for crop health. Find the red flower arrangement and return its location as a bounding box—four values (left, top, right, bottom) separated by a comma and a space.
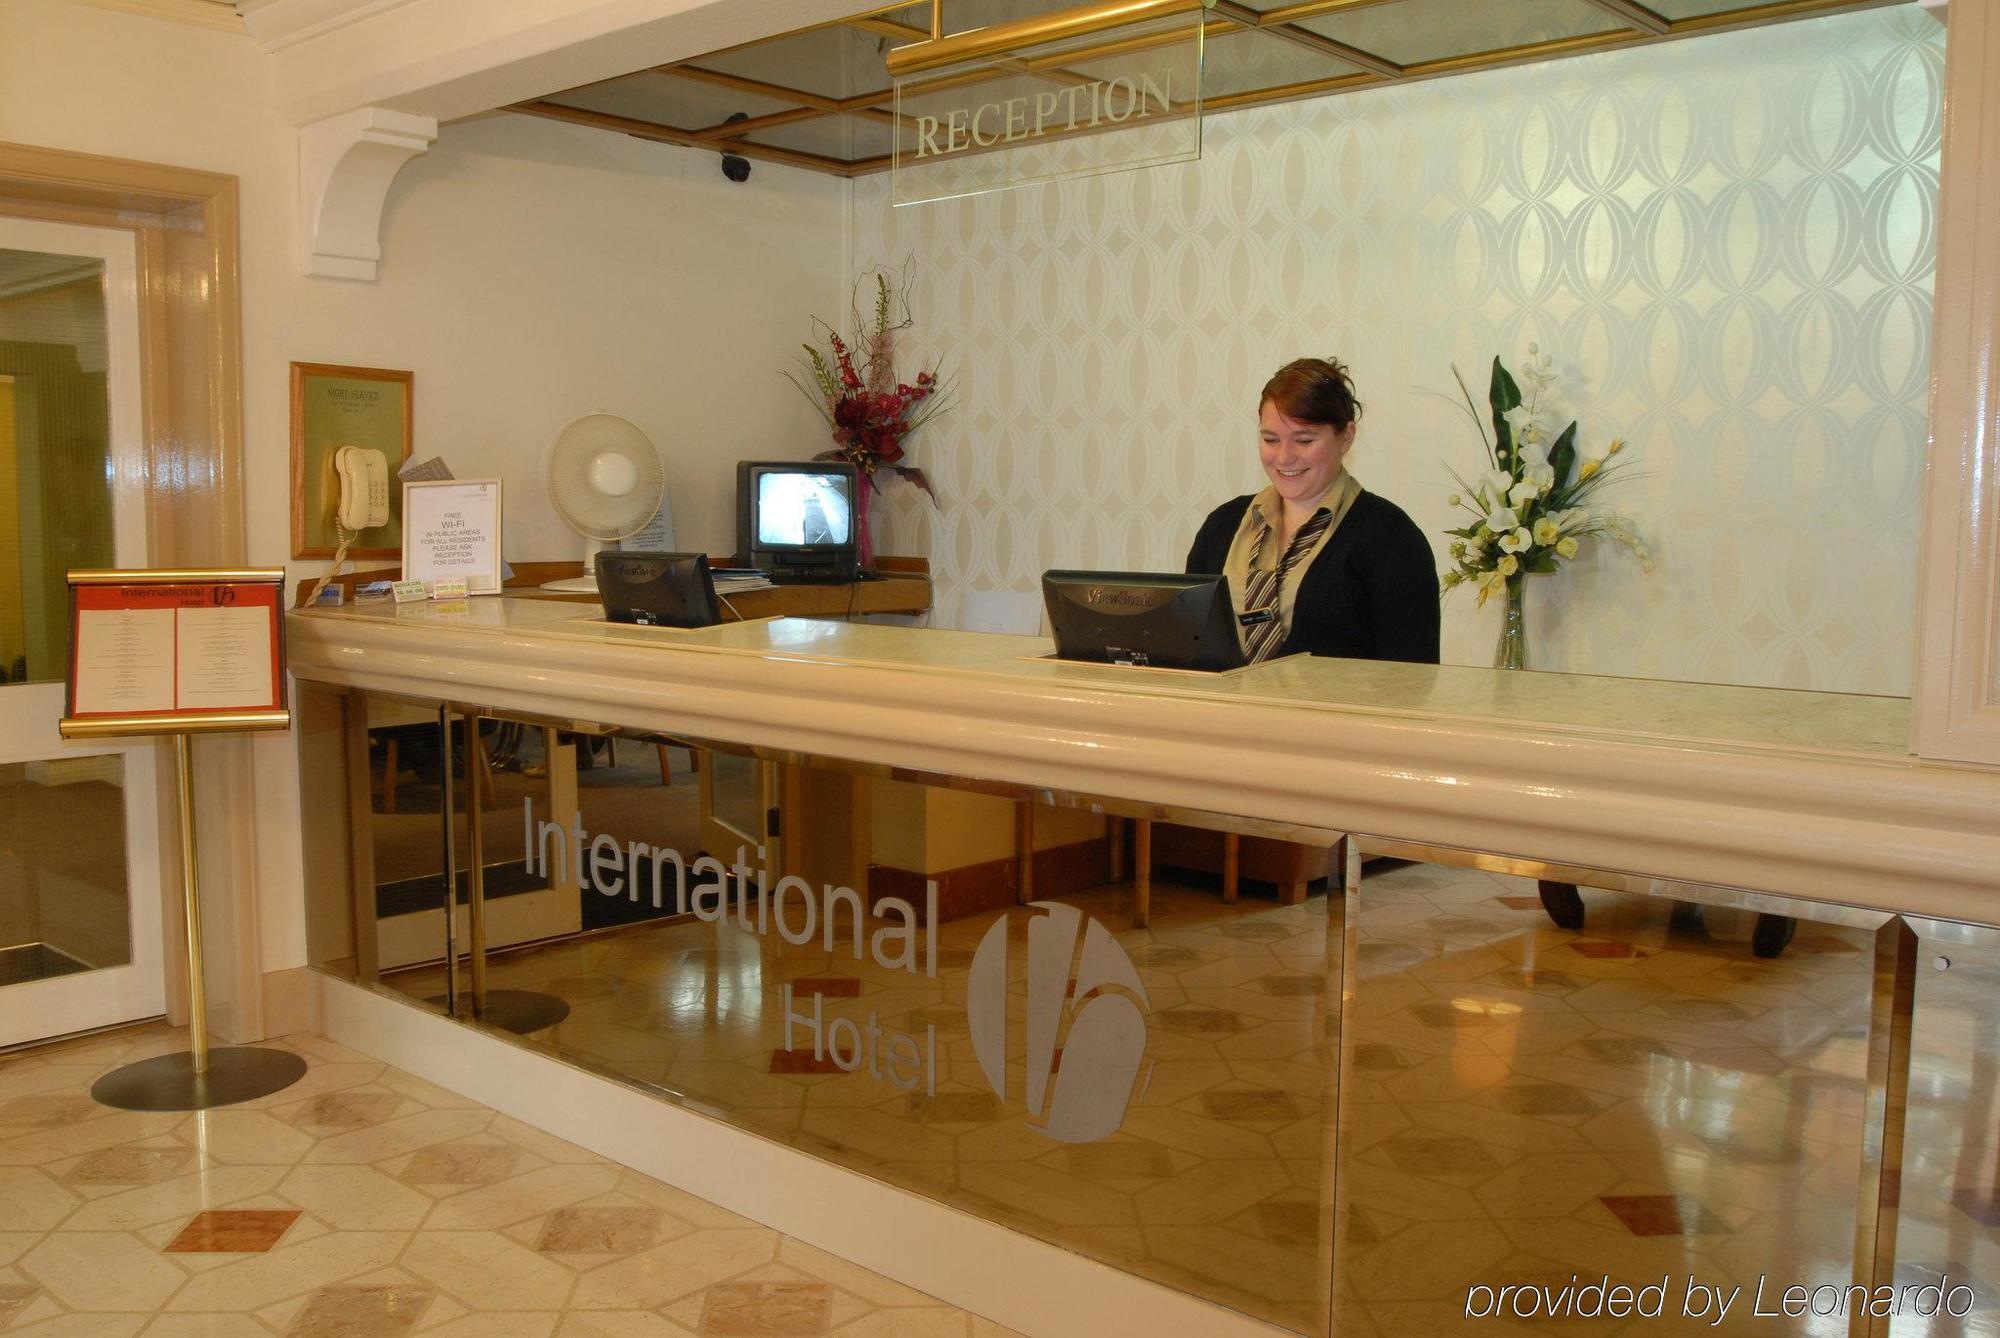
788, 269, 951, 567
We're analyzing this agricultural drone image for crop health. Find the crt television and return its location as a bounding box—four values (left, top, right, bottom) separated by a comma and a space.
1041, 570, 1247, 672
736, 460, 859, 583
596, 551, 721, 628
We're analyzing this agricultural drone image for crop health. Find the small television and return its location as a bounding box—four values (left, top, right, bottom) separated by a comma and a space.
596, 551, 721, 628
1042, 571, 1247, 672
736, 460, 859, 583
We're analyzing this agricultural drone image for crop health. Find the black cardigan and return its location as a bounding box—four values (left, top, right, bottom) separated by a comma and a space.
1185, 490, 1441, 664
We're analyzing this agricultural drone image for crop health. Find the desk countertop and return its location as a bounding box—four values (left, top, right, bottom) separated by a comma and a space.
287, 598, 1999, 919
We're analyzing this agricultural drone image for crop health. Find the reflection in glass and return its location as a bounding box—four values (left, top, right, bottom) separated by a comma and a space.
0, 757, 131, 983
1334, 859, 1874, 1334
0, 250, 114, 686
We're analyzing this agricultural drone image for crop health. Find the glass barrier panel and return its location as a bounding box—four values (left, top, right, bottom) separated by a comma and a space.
1334, 851, 1881, 1336
1894, 917, 2000, 1338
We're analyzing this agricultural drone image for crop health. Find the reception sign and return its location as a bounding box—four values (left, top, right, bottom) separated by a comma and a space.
60, 569, 290, 739
890, 2, 1205, 206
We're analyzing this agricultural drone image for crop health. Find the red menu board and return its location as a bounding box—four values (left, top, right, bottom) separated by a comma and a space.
61, 570, 289, 738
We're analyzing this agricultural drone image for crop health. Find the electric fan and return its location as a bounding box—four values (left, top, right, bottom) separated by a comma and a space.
539, 413, 668, 593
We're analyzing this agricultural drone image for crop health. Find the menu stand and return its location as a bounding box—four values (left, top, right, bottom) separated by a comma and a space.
60, 569, 307, 1111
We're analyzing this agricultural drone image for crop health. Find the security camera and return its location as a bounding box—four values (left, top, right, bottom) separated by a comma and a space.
721, 112, 751, 183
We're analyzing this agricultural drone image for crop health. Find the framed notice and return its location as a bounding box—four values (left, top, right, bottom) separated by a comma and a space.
290, 362, 413, 560
59, 569, 290, 740
402, 479, 504, 595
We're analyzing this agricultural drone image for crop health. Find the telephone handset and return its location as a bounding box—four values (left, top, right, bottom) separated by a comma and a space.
334, 447, 390, 532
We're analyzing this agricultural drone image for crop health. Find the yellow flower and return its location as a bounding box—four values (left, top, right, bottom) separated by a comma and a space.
1607, 438, 1625, 455
1532, 517, 1561, 545
1497, 554, 1519, 577
1578, 458, 1601, 481
1556, 536, 1579, 559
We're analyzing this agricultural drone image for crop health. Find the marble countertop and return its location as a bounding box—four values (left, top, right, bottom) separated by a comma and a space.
296, 598, 1914, 762
287, 599, 1999, 918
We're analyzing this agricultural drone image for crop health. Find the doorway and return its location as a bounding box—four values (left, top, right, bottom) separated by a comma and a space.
0, 216, 165, 1047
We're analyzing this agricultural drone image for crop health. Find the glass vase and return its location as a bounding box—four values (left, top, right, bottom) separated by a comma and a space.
854, 475, 875, 574
1494, 574, 1527, 670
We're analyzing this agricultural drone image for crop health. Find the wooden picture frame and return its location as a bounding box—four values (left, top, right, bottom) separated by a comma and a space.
289, 362, 412, 560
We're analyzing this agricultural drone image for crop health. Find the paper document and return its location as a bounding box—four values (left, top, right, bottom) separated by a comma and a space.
73, 608, 175, 714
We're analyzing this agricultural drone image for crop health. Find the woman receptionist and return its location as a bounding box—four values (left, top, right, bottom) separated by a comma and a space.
1186, 357, 1440, 664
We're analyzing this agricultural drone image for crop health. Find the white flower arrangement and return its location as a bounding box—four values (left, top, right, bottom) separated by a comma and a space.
1440, 346, 1649, 607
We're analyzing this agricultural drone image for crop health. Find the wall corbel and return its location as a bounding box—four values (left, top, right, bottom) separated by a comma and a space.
297, 107, 437, 280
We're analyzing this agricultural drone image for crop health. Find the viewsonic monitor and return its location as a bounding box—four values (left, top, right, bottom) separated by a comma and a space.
736, 460, 858, 583
1041, 571, 1247, 672
595, 551, 721, 628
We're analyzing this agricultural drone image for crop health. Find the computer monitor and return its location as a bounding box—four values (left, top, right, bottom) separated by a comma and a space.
736, 460, 859, 583
595, 551, 721, 628
1041, 571, 1247, 672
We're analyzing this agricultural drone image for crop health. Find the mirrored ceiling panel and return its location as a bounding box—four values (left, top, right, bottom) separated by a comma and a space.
688, 23, 899, 101
1296, 0, 1627, 68
548, 73, 798, 130
741, 113, 899, 161
1199, 26, 1370, 100
517, 0, 1906, 177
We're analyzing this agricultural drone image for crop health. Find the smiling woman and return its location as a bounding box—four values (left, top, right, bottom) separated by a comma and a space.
1185, 356, 1440, 665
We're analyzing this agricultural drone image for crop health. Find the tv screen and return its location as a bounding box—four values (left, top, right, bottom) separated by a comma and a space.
596, 551, 721, 628
756, 470, 853, 548
737, 460, 860, 583
1042, 570, 1246, 672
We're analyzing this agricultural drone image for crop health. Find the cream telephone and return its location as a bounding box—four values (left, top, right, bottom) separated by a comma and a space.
334, 446, 390, 532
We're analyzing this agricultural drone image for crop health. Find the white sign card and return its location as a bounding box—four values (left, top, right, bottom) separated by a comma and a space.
402, 479, 504, 595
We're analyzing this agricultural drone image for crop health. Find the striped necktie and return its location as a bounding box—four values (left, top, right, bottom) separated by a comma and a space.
1240, 507, 1333, 664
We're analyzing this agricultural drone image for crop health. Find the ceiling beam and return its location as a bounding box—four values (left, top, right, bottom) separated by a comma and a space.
660, 64, 843, 112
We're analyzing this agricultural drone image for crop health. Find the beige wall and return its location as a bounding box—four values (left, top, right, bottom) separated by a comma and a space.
856, 7, 1943, 696
1, 0, 850, 975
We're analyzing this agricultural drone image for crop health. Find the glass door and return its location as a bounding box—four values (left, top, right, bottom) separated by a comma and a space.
0, 216, 164, 1047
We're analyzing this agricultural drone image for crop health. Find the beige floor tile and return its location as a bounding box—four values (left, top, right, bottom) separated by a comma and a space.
402, 1233, 578, 1310
20, 1232, 187, 1312
277, 1165, 436, 1231
164, 1231, 409, 1312
135, 1314, 276, 1336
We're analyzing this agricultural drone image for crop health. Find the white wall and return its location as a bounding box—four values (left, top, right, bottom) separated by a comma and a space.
854, 7, 1942, 696
1, 0, 850, 974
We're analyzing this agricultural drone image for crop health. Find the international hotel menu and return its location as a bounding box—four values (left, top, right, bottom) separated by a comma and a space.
64, 572, 287, 731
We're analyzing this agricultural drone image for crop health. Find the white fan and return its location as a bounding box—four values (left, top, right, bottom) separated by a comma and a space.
539, 413, 667, 593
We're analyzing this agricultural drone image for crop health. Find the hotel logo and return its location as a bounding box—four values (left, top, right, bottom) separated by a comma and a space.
966, 902, 1150, 1144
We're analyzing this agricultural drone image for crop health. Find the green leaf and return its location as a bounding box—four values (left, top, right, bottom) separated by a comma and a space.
1489, 357, 1522, 472
1549, 420, 1578, 488
1526, 551, 1559, 574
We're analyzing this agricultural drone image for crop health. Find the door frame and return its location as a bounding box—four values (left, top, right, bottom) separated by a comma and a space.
0, 142, 260, 1043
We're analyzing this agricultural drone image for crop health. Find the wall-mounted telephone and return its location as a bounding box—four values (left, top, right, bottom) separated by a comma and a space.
334, 446, 390, 531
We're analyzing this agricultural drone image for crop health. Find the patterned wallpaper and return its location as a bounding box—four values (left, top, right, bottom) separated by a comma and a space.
850, 7, 1943, 695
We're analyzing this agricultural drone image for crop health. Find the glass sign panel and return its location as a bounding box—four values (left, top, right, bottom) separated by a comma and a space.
891, 5, 1205, 206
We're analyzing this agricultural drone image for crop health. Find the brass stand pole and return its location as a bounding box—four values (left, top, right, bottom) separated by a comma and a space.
439, 705, 460, 1016
89, 732, 306, 1111
465, 713, 487, 1015
175, 732, 209, 1075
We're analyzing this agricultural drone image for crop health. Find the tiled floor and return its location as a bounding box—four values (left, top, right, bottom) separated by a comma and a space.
373, 857, 1980, 1337
0, 1025, 1018, 1336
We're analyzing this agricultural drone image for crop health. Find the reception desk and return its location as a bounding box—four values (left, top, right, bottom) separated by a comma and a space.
288, 598, 2000, 1337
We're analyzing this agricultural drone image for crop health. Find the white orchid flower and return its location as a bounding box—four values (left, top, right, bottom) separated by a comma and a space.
1524, 462, 1556, 492
1517, 440, 1550, 469
1502, 404, 1543, 444
1508, 478, 1541, 510
1499, 527, 1532, 554
1479, 469, 1512, 502
1485, 505, 1519, 534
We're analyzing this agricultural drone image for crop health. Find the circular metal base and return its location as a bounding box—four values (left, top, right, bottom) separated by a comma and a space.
426, 988, 570, 1034
91, 1046, 308, 1112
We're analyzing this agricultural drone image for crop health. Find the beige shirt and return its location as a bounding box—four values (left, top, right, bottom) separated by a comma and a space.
1222, 472, 1362, 652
